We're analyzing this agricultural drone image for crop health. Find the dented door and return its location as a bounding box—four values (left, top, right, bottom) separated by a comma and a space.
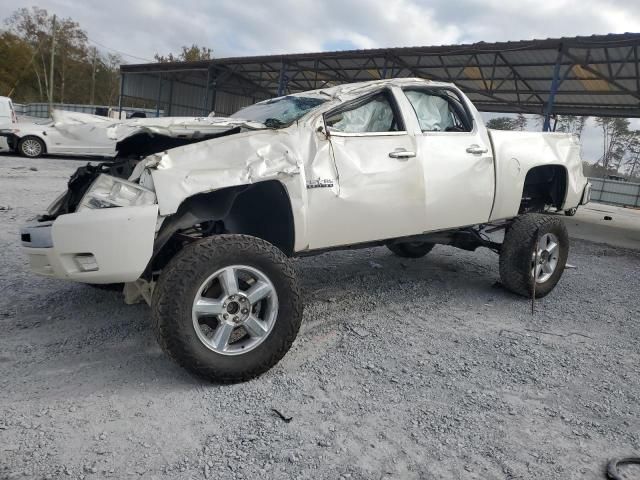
306, 130, 426, 249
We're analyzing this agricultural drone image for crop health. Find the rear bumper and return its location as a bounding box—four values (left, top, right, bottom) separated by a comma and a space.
21, 205, 159, 284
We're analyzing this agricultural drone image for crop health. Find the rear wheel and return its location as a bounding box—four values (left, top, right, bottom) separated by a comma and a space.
387, 241, 434, 258
18, 136, 45, 158
564, 207, 577, 216
499, 214, 569, 298
151, 234, 302, 383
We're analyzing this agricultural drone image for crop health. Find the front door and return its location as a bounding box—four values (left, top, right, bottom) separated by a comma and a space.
306, 89, 427, 249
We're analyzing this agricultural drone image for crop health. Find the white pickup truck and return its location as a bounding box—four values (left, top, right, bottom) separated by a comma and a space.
21, 78, 591, 382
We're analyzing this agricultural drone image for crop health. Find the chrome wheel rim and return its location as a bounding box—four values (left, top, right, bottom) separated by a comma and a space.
531, 233, 560, 284
191, 265, 278, 356
22, 139, 42, 157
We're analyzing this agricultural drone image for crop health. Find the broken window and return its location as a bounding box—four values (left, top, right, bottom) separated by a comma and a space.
231, 96, 327, 128
324, 92, 402, 134
405, 89, 472, 133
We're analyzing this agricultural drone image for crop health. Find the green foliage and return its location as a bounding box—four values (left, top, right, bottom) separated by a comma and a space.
486, 114, 527, 131
1, 6, 121, 105
154, 44, 213, 63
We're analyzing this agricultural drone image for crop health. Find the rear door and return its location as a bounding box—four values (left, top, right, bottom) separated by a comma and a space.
306, 88, 427, 249
403, 88, 495, 231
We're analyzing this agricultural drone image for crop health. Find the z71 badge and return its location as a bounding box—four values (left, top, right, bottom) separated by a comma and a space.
306, 179, 334, 189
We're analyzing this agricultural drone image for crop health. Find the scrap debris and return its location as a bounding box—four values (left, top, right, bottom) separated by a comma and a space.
271, 408, 293, 423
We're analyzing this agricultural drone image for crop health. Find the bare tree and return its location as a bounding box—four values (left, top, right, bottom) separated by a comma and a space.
594, 117, 630, 170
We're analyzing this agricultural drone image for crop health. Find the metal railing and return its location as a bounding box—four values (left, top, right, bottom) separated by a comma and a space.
13, 103, 163, 119
589, 177, 640, 208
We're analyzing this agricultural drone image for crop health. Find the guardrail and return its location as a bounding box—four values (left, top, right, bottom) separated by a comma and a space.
589, 177, 640, 208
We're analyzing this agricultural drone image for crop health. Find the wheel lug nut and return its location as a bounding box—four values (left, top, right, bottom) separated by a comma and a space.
241, 308, 248, 314
233, 316, 238, 322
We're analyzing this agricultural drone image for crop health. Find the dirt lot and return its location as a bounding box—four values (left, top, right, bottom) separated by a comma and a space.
1, 154, 639, 480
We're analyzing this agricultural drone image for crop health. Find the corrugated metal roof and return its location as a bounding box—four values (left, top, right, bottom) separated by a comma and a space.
120, 33, 640, 117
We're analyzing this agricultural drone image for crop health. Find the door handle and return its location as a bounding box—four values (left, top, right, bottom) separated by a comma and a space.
389, 149, 416, 159
466, 144, 488, 155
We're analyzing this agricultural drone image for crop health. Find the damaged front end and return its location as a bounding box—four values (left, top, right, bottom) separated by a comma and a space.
42, 119, 258, 220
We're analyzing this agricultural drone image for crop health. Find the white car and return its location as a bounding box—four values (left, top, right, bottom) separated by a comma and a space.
21, 78, 591, 382
0, 110, 117, 158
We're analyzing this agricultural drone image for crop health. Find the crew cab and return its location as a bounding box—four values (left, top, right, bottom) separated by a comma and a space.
20, 78, 591, 382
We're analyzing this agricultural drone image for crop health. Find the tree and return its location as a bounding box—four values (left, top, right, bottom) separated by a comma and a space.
486, 114, 528, 131
0, 31, 37, 101
2, 6, 122, 106
486, 116, 519, 130
555, 115, 588, 139
595, 117, 631, 170
624, 131, 640, 179
154, 44, 213, 63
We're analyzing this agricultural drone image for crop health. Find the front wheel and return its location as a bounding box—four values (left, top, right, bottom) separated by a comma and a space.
151, 234, 302, 383
18, 136, 45, 158
499, 214, 569, 298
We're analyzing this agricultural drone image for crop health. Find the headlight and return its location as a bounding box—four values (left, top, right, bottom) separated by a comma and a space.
77, 174, 156, 211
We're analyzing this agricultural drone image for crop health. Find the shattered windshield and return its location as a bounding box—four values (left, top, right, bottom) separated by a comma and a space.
231, 96, 327, 128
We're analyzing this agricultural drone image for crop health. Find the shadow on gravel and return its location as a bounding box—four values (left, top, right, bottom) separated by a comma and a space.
3, 246, 519, 396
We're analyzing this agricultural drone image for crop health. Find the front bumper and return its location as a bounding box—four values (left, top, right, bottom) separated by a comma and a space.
21, 205, 159, 284
0, 132, 19, 151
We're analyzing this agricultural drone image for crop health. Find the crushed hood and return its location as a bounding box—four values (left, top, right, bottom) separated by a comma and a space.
108, 116, 266, 142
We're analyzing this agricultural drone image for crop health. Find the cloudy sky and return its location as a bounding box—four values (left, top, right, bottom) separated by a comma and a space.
2, 0, 639, 160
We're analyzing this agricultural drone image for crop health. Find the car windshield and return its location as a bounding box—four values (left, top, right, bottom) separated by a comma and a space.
231, 96, 327, 128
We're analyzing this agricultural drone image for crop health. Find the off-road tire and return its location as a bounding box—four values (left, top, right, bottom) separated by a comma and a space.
151, 234, 302, 383
18, 136, 45, 158
499, 214, 569, 298
387, 241, 435, 258
564, 207, 577, 216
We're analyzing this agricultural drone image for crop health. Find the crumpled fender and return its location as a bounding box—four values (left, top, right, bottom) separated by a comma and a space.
138, 129, 304, 217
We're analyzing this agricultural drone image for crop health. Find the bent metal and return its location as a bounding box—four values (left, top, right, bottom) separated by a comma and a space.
20, 78, 591, 382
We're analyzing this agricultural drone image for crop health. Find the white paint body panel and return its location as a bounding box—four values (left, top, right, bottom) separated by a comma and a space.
22, 78, 589, 284
488, 130, 586, 220
24, 205, 158, 283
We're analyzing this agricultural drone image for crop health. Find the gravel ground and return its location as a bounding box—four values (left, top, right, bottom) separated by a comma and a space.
1, 154, 639, 480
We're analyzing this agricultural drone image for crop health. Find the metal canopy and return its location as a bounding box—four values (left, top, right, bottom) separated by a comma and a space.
120, 33, 640, 120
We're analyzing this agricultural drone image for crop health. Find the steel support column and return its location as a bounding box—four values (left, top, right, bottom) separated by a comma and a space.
167, 78, 174, 116
155, 73, 163, 118
277, 61, 288, 96
203, 67, 211, 115
118, 73, 125, 117
543, 50, 563, 131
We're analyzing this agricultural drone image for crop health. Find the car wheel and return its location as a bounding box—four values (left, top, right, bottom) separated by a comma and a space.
387, 241, 434, 258
18, 136, 45, 158
151, 234, 302, 383
499, 214, 569, 298
564, 207, 577, 216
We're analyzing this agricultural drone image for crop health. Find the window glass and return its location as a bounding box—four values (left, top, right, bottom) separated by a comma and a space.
325, 92, 401, 133
405, 90, 472, 132
231, 96, 327, 128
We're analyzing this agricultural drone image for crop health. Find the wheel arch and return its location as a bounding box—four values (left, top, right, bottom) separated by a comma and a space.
519, 164, 568, 213
151, 180, 296, 270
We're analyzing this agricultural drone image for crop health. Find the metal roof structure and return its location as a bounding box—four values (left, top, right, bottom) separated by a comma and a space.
119, 33, 640, 127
